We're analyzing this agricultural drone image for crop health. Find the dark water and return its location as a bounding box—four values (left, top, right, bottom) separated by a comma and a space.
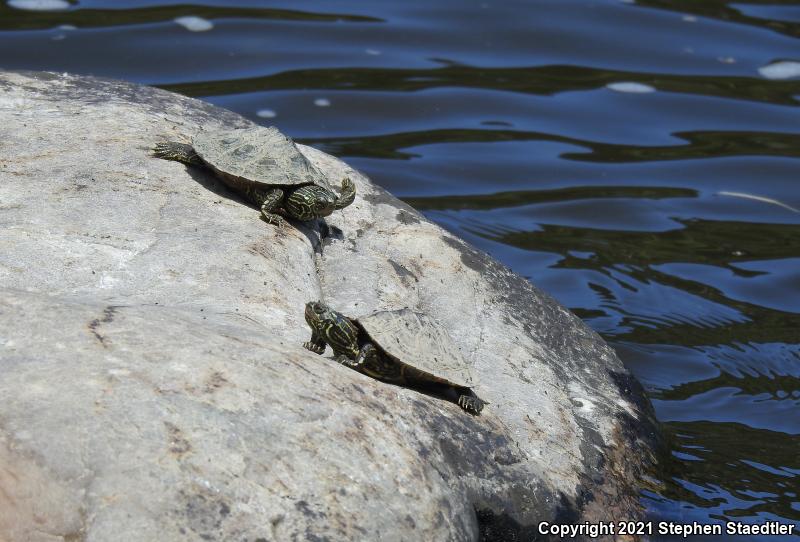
2, 0, 798, 538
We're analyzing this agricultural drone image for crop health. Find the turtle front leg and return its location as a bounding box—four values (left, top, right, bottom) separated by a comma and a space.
153, 141, 203, 166
303, 331, 326, 355
333, 177, 356, 210
260, 188, 289, 228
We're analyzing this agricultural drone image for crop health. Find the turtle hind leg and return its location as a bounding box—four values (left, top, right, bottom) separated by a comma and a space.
334, 343, 375, 369
404, 376, 485, 414
456, 389, 487, 415
333, 177, 356, 210
153, 141, 203, 166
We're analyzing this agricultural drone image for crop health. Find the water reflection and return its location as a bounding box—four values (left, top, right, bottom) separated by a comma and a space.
308, 129, 800, 163
0, 3, 380, 31
636, 0, 800, 40
462, 217, 800, 345
404, 186, 698, 211
650, 421, 799, 521
161, 65, 800, 106
471, 218, 800, 267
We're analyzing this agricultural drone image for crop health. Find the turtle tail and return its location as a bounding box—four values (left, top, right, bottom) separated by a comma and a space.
334, 177, 356, 210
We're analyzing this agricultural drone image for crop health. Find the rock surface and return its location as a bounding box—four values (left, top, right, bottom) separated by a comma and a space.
0, 71, 658, 541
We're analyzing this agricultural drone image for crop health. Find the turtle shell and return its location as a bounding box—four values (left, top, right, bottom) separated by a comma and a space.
192, 126, 331, 190
355, 309, 476, 388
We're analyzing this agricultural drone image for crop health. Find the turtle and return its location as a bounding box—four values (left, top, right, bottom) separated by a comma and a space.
302, 301, 486, 415
153, 125, 355, 227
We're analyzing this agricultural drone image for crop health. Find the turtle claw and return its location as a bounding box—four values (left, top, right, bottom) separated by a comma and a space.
152, 142, 170, 158
152, 141, 201, 165
457, 395, 486, 415
261, 212, 289, 229
303, 341, 325, 354
335, 354, 361, 368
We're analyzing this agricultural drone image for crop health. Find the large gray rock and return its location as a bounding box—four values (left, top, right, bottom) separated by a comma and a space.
0, 71, 658, 541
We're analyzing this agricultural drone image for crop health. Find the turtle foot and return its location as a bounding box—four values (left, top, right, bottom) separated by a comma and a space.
261, 212, 289, 229
335, 354, 361, 368
303, 341, 325, 354
153, 141, 201, 165
457, 394, 486, 415
333, 177, 356, 210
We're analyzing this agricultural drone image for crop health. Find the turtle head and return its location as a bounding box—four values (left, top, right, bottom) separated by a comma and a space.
304, 301, 360, 354
287, 185, 337, 220
312, 189, 337, 217
304, 301, 335, 331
